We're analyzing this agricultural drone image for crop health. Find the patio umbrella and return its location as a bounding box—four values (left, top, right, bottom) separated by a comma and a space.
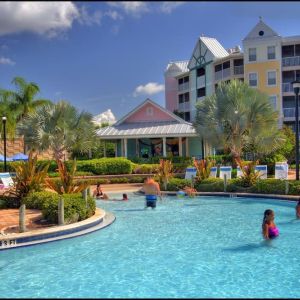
11, 153, 28, 161
0, 154, 13, 162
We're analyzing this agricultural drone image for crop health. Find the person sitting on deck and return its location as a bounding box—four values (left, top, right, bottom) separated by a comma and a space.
143, 177, 162, 209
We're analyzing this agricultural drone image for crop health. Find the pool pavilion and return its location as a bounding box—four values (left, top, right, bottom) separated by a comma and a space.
97, 99, 208, 159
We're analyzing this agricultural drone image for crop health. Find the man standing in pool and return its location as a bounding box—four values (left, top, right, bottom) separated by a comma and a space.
143, 177, 162, 209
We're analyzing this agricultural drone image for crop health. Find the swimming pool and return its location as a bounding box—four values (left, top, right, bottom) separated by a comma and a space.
1, 194, 300, 298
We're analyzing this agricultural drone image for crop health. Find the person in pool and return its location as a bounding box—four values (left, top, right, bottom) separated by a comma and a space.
296, 200, 300, 219
262, 209, 279, 240
143, 177, 162, 209
93, 183, 109, 200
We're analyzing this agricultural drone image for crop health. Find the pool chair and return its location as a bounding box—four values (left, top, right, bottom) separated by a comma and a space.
236, 166, 243, 178
219, 166, 232, 180
185, 167, 197, 180
209, 167, 218, 178
275, 162, 288, 180
255, 165, 268, 179
0, 172, 15, 189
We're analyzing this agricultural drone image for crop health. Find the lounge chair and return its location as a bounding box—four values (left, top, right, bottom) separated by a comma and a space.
275, 162, 288, 179
255, 165, 268, 179
0, 172, 15, 189
209, 167, 218, 178
185, 167, 197, 180
219, 166, 232, 180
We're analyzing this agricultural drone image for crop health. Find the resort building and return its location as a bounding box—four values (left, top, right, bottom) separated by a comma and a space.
96, 98, 204, 158
165, 17, 300, 132
98, 18, 300, 159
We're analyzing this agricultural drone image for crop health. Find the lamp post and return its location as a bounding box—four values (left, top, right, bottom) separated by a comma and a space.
292, 80, 300, 180
2, 117, 7, 172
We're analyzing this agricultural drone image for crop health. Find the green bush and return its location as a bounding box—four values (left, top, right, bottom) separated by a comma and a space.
194, 178, 224, 192
162, 178, 192, 191
132, 164, 159, 174
22, 191, 96, 224
76, 158, 132, 175
129, 156, 193, 165
110, 177, 129, 184
250, 179, 286, 194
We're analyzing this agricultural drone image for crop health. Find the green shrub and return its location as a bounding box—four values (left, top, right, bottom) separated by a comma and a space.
22, 191, 96, 224
251, 179, 286, 194
128, 176, 145, 183
110, 177, 129, 184
76, 158, 132, 175
132, 164, 159, 174
194, 178, 224, 192
129, 156, 193, 165
162, 178, 192, 191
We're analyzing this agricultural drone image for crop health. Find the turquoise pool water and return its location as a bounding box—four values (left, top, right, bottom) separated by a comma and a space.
1, 194, 300, 298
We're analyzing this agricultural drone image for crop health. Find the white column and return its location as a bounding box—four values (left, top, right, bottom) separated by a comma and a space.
163, 137, 167, 157
136, 139, 139, 156
121, 139, 124, 157
124, 138, 128, 158
103, 141, 106, 157
186, 137, 189, 156
179, 137, 182, 157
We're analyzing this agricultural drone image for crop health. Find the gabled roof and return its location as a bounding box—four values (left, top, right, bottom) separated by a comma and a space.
243, 18, 280, 41
200, 37, 229, 58
165, 61, 189, 74
188, 36, 228, 70
115, 98, 189, 126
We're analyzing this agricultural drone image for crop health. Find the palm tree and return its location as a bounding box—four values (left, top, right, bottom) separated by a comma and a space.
194, 80, 284, 161
17, 100, 97, 161
1, 76, 52, 122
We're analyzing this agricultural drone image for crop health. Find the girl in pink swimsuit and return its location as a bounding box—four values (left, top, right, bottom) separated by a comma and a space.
262, 209, 279, 239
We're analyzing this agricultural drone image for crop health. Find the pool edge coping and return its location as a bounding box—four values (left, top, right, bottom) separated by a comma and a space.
0, 208, 116, 250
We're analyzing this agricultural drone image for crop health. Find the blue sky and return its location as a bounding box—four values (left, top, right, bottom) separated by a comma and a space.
1, 1, 300, 119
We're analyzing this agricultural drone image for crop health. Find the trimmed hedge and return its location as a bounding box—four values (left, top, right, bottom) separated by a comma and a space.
161, 178, 192, 191
129, 156, 193, 164
22, 191, 96, 224
75, 158, 132, 175
194, 178, 224, 192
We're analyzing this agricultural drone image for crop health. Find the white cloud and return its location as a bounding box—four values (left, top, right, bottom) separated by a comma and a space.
0, 57, 15, 65
104, 10, 123, 21
107, 2, 149, 17
159, 2, 185, 14
78, 5, 103, 26
133, 82, 165, 97
0, 2, 79, 37
92, 109, 116, 125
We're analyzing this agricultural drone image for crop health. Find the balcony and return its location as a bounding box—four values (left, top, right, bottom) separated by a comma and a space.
178, 102, 190, 112
282, 82, 294, 93
282, 56, 300, 67
214, 68, 231, 81
283, 107, 296, 118
178, 82, 189, 92
234, 65, 244, 75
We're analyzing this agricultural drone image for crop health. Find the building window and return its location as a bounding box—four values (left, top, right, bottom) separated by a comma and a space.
178, 94, 184, 104
267, 71, 276, 86
197, 68, 205, 77
249, 48, 256, 62
267, 46, 276, 60
146, 107, 153, 116
269, 96, 277, 110
249, 73, 257, 87
184, 112, 190, 122
184, 92, 189, 102
197, 87, 206, 98
178, 78, 183, 85
184, 76, 189, 83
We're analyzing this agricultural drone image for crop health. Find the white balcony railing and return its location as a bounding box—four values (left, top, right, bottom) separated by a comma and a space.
214, 68, 231, 81
178, 102, 190, 112
234, 65, 244, 75
178, 82, 189, 91
282, 82, 294, 93
283, 108, 296, 118
197, 76, 205, 88
282, 56, 300, 67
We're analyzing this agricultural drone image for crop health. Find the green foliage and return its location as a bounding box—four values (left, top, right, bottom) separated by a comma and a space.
251, 179, 286, 194
156, 159, 174, 190
205, 154, 233, 165
194, 178, 224, 192
22, 191, 96, 224
235, 158, 261, 187
46, 159, 90, 194
9, 152, 50, 199
76, 158, 132, 175
129, 156, 192, 165
194, 79, 284, 160
109, 177, 129, 184
259, 153, 287, 175
194, 158, 214, 181
161, 178, 192, 191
